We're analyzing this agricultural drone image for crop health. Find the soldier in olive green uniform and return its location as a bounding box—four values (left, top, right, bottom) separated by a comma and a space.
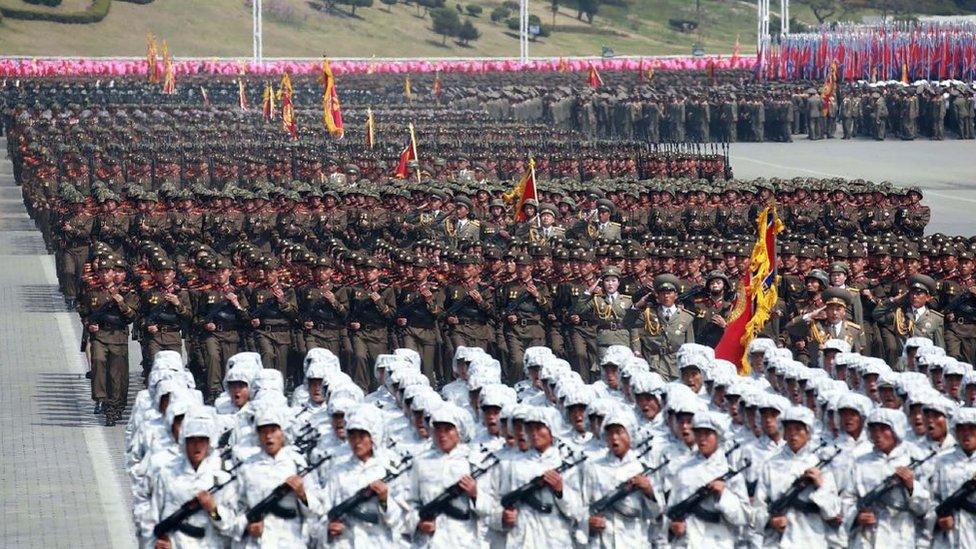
630, 274, 695, 380
442, 254, 496, 351
246, 256, 299, 386
692, 270, 733, 348
499, 254, 551, 383
872, 274, 945, 367
590, 266, 634, 354
137, 257, 191, 381
79, 257, 139, 426
57, 196, 94, 307
942, 251, 976, 363
192, 256, 250, 402
298, 257, 348, 360
341, 258, 397, 389
559, 250, 601, 378
784, 287, 865, 365
394, 257, 445, 383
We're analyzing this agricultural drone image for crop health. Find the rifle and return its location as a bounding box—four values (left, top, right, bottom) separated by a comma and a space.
327, 455, 414, 522
500, 451, 588, 510
417, 453, 501, 521
934, 472, 976, 524
666, 458, 752, 524
244, 452, 336, 524
588, 444, 666, 516
764, 444, 841, 536
851, 449, 937, 531
152, 460, 244, 539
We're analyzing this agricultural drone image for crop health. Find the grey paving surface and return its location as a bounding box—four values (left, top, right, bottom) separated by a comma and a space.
0, 138, 136, 548
729, 138, 976, 235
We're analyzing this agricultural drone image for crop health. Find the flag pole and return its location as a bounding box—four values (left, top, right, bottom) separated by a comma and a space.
409, 123, 420, 183
530, 156, 541, 228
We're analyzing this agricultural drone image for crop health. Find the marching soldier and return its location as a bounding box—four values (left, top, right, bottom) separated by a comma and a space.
79, 256, 139, 425
299, 257, 348, 361
137, 256, 191, 382
442, 254, 495, 351
692, 270, 733, 348
394, 257, 445, 383
57, 194, 94, 308
560, 250, 602, 378
341, 258, 396, 389
247, 256, 299, 387
499, 254, 551, 383
192, 256, 250, 403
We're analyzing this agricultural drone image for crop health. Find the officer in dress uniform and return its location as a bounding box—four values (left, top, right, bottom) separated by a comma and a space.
630, 274, 695, 381
785, 286, 866, 362
873, 274, 946, 360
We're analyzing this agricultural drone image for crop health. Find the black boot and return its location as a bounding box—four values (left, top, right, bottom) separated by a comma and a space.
93, 400, 102, 415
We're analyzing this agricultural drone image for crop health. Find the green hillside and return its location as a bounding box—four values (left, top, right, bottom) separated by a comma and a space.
0, 0, 967, 58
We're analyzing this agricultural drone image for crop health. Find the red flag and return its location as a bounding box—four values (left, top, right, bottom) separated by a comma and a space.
432, 72, 442, 99
262, 82, 275, 122
393, 124, 419, 180
146, 33, 160, 84
714, 270, 753, 371
278, 73, 298, 140
504, 159, 537, 223
587, 64, 603, 88
731, 35, 741, 66
321, 58, 344, 139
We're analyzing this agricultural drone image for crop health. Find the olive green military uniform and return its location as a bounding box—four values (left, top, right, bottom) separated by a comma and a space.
192, 280, 250, 399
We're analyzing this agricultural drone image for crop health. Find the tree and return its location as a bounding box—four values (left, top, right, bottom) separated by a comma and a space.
430, 6, 461, 44
490, 5, 510, 22
577, 0, 599, 24
380, 0, 398, 12
795, 0, 840, 23
458, 18, 481, 44
466, 4, 483, 16
417, 0, 444, 16
550, 0, 558, 27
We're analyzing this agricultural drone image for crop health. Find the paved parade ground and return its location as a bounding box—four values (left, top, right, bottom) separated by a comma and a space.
0, 135, 974, 547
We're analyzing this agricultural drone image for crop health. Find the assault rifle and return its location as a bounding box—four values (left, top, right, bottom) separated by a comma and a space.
934, 473, 976, 525
666, 458, 752, 527
500, 451, 588, 511
244, 452, 336, 524
327, 455, 414, 522
152, 460, 244, 539
850, 450, 937, 531
589, 443, 667, 516
417, 453, 501, 521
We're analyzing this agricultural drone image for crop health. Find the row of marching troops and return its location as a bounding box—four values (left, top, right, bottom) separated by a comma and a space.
126, 332, 976, 549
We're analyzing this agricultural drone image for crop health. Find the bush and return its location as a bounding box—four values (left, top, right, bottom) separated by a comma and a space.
114, 0, 155, 4
380, 0, 398, 10
490, 5, 510, 22
501, 0, 518, 10
336, 0, 374, 15
0, 0, 110, 23
465, 3, 482, 16
22, 0, 62, 6
430, 6, 461, 43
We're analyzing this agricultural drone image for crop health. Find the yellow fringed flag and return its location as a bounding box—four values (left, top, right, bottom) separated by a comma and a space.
161, 40, 175, 94
365, 107, 375, 149
405, 76, 412, 101
146, 33, 159, 84
278, 72, 297, 140
321, 57, 344, 139
739, 205, 785, 374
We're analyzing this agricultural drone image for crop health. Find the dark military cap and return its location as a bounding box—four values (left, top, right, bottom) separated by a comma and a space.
359, 257, 380, 269
514, 254, 533, 266
823, 287, 851, 307
313, 256, 335, 269
458, 254, 483, 265
804, 269, 829, 288
539, 203, 558, 216
151, 256, 176, 271
705, 270, 730, 286
596, 198, 615, 212
258, 256, 279, 269
482, 247, 503, 260
601, 266, 622, 279
654, 274, 681, 292
211, 256, 232, 270
828, 261, 850, 275
625, 247, 647, 260
908, 274, 937, 294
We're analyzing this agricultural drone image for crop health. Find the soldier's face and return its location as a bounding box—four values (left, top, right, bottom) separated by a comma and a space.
567, 405, 587, 433
957, 424, 976, 453
839, 409, 863, 437
527, 422, 554, 452
185, 437, 211, 468
348, 429, 374, 460
331, 413, 346, 440
540, 212, 555, 226
228, 381, 249, 407
657, 289, 677, 307
708, 279, 725, 294
97, 268, 114, 286
308, 378, 325, 404
825, 303, 845, 324
598, 210, 610, 223
257, 425, 285, 457
760, 409, 781, 438
604, 425, 631, 459
636, 393, 661, 420
945, 375, 964, 400
694, 429, 719, 458
869, 423, 898, 454
433, 422, 460, 453
909, 289, 929, 309
783, 422, 810, 453
602, 276, 619, 294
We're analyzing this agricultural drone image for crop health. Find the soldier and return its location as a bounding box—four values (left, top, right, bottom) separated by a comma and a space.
589, 266, 634, 358
299, 257, 348, 360
137, 256, 191, 382
560, 251, 601, 378
445, 196, 481, 247
807, 89, 823, 140
442, 254, 495, 351
192, 256, 250, 403
247, 256, 299, 387
341, 258, 396, 389
942, 251, 976, 363
524, 203, 565, 245
630, 274, 695, 380
499, 254, 551, 383
693, 270, 733, 348
394, 257, 445, 383
79, 256, 139, 425
873, 273, 946, 355
785, 287, 865, 363
57, 194, 94, 308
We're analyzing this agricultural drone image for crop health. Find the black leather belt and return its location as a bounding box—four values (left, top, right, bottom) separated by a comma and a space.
268, 503, 299, 519
176, 522, 206, 539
